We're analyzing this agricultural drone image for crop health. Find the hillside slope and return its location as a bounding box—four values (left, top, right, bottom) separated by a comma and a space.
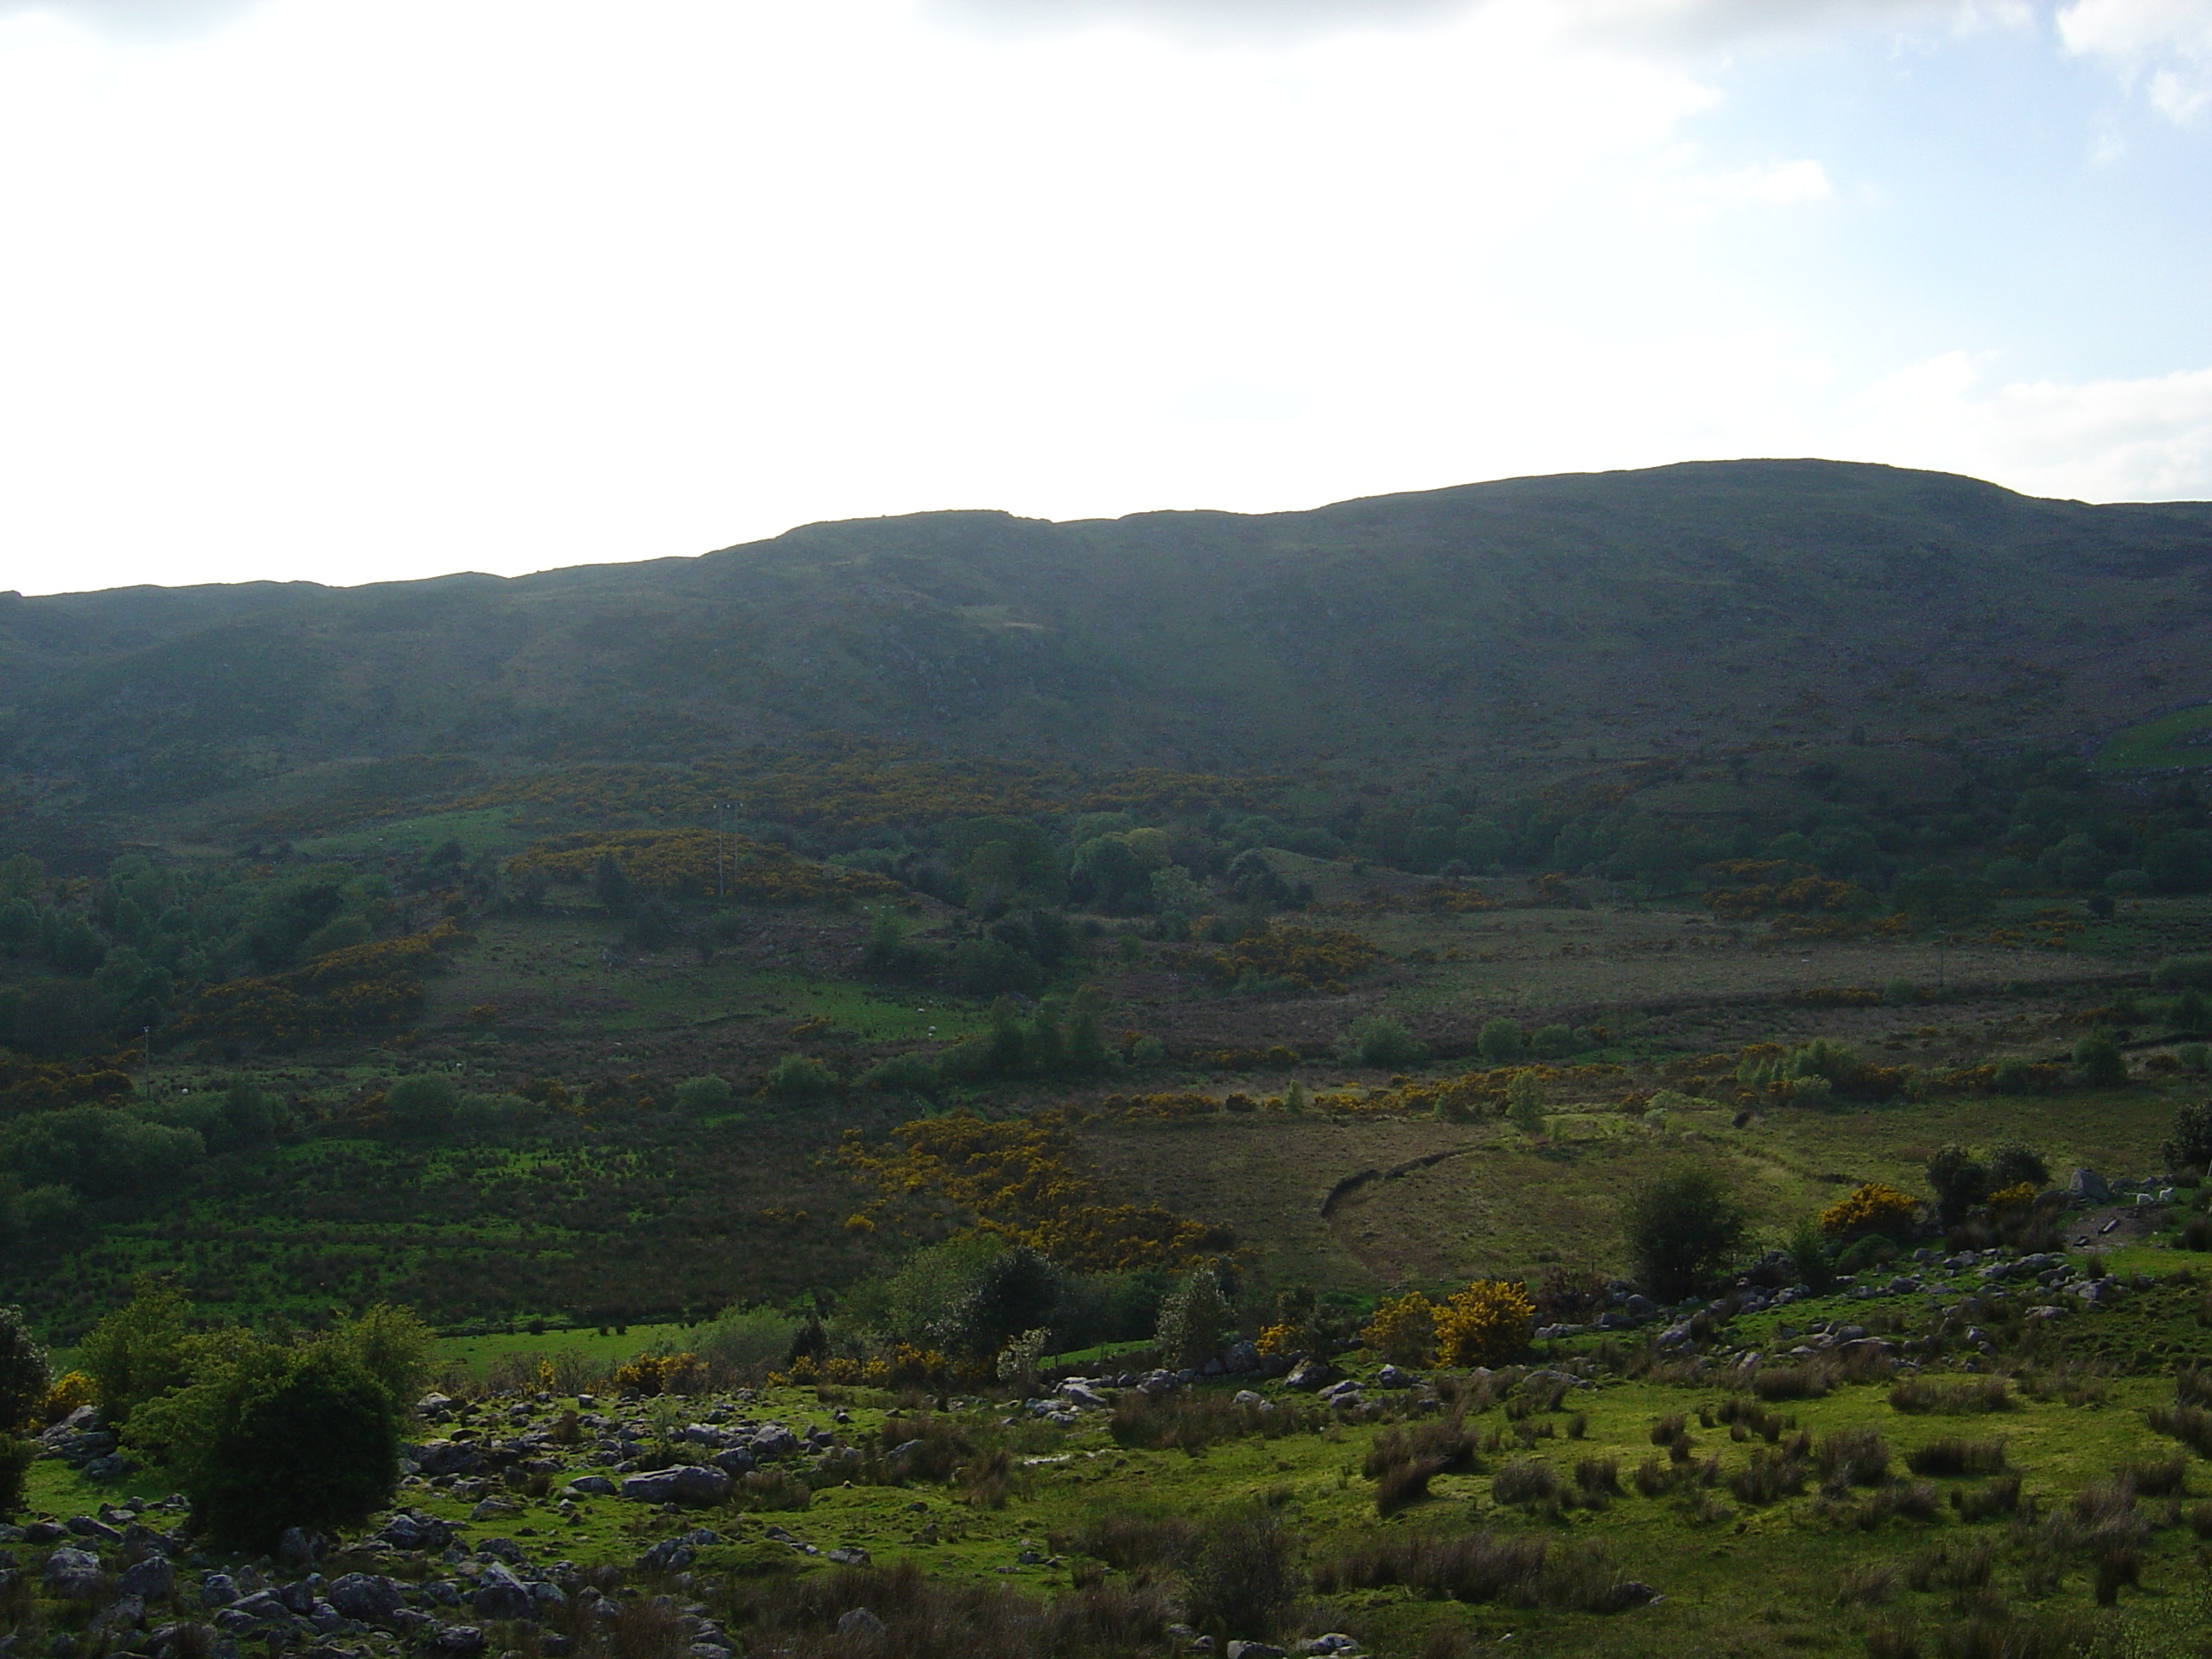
5, 460, 2210, 812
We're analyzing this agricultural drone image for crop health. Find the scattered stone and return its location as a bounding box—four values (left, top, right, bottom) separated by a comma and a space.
837, 1608, 886, 1639
1232, 1390, 1266, 1407
828, 1546, 870, 1566
430, 1623, 487, 1656
2069, 1169, 2111, 1203
1281, 1358, 1339, 1392
199, 1572, 238, 1607
1226, 1642, 1285, 1659
565, 1475, 619, 1496
276, 1527, 323, 1569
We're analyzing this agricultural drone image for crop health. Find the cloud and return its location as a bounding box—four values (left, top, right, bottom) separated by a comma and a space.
921, 0, 1976, 48
1849, 352, 2212, 499
0, 0, 262, 38
2059, 0, 2212, 120
1641, 155, 1833, 221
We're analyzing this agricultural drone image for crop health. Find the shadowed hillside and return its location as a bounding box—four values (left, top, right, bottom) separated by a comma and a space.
6, 460, 2211, 823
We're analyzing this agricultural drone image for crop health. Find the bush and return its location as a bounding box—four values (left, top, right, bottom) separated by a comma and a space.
321, 1304, 437, 1406
1621, 1167, 1748, 1301
1334, 1016, 1427, 1069
763, 1053, 837, 1099
1819, 1183, 1919, 1241
2156, 956, 2212, 989
1435, 1280, 1535, 1367
861, 1053, 941, 1095
675, 1075, 734, 1115
1925, 1146, 1989, 1225
2074, 1034, 2128, 1087
1889, 1377, 2011, 1415
1817, 1426, 1890, 1487
385, 1074, 458, 1136
1987, 1141, 2049, 1190
1906, 1439, 2007, 1477
1360, 1293, 1441, 1367
1476, 1019, 1525, 1063
0, 1436, 31, 1517
128, 1336, 402, 1550
0, 1307, 49, 1433
2166, 1100, 2212, 1173
1185, 1509, 1297, 1639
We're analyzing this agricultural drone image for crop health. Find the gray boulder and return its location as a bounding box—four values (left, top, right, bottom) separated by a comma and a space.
117, 1555, 174, 1600
329, 1572, 405, 1622
375, 1511, 454, 1552
471, 1562, 536, 1622
618, 1465, 731, 1505
413, 1441, 484, 1477
564, 1475, 619, 1496
432, 1624, 487, 1656
837, 1608, 886, 1639
43, 1547, 104, 1600
276, 1527, 322, 1569
2069, 1168, 2111, 1203
198, 1571, 238, 1607
708, 1447, 757, 1476
1281, 1358, 1339, 1392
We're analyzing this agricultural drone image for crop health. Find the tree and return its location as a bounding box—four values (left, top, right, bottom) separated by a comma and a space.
1506, 1071, 1545, 1135
1155, 1265, 1233, 1370
320, 1304, 437, 1408
0, 1305, 50, 1432
1621, 1168, 1747, 1302
592, 852, 636, 917
79, 1278, 195, 1425
1924, 1145, 1989, 1225
1987, 1141, 2049, 1191
128, 1336, 401, 1551
1334, 1016, 1427, 1069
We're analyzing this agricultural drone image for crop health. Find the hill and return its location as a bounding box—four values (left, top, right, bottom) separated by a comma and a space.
5, 460, 2211, 845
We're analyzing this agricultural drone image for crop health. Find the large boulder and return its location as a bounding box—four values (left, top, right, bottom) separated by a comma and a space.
618, 1465, 731, 1505
117, 1556, 174, 1600
413, 1441, 484, 1478
375, 1511, 455, 1552
1282, 1358, 1340, 1392
470, 1563, 536, 1622
2069, 1168, 2112, 1203
43, 1547, 105, 1601
329, 1573, 405, 1623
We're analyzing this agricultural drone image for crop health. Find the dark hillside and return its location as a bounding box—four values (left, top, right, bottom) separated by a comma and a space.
5, 460, 2210, 811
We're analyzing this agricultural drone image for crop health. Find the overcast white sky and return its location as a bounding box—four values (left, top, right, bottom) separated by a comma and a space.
1, 0, 2208, 594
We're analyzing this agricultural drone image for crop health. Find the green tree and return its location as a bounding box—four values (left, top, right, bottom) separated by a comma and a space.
1155, 1265, 1233, 1370
321, 1304, 437, 1408
1506, 1070, 1545, 1136
128, 1336, 401, 1551
1987, 1141, 2049, 1190
0, 1305, 50, 1432
1334, 1016, 1427, 1069
1924, 1144, 1989, 1225
79, 1277, 194, 1424
1621, 1168, 1747, 1302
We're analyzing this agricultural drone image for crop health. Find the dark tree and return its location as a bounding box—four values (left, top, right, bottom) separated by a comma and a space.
1622, 1167, 1748, 1302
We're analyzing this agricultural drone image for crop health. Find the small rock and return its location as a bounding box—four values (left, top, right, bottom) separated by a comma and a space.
618, 1465, 731, 1505
2068, 1168, 2111, 1203
564, 1475, 618, 1496
431, 1623, 487, 1656
1232, 1390, 1266, 1408
276, 1527, 322, 1569
1226, 1642, 1285, 1659
1281, 1358, 1339, 1392
199, 1571, 238, 1607
329, 1571, 405, 1623
827, 1547, 870, 1567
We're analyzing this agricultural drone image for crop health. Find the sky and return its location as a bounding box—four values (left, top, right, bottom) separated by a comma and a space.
0, 0, 2208, 595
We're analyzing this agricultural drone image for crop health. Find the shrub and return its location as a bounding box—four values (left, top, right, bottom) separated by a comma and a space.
1491, 1458, 1559, 1506
2166, 1100, 2212, 1174
1889, 1377, 2011, 1415
321, 1304, 437, 1407
1434, 1280, 1535, 1367
1185, 1509, 1298, 1640
385, 1074, 459, 1136
1952, 1474, 2021, 1521
1907, 1439, 2007, 1477
0, 1437, 31, 1517
1334, 1016, 1428, 1069
1476, 1019, 1526, 1063
1622, 1167, 1748, 1301
2155, 955, 2212, 989
1361, 1293, 1441, 1367
127, 1336, 402, 1551
2074, 1034, 2128, 1087
1727, 1446, 1808, 1504
1924, 1146, 1989, 1225
0, 1307, 49, 1433
1375, 1458, 1444, 1516
1817, 1426, 1890, 1487
41, 1370, 92, 1423
1819, 1183, 1919, 1241
1312, 1529, 1640, 1613
861, 1053, 941, 1095
763, 1053, 838, 1099
675, 1075, 734, 1114
1987, 1141, 2050, 1190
